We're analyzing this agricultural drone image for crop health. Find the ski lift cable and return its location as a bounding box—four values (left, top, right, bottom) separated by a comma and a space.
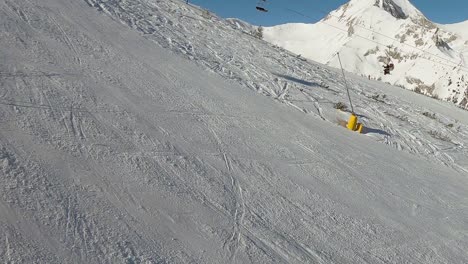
323, 18, 465, 71
312, 18, 465, 73
283, 5, 466, 69
304, 9, 466, 72
273, 4, 468, 73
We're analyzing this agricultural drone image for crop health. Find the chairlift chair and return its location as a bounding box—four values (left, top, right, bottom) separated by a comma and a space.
256, 0, 268, 12
383, 62, 395, 75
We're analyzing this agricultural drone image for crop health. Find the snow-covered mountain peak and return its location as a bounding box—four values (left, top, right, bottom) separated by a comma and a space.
326, 0, 423, 23
265, 0, 468, 108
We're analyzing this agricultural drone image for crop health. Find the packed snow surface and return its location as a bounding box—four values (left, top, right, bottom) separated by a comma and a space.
1, 0, 468, 263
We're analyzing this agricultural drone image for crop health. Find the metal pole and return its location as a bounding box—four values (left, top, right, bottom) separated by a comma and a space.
337, 52, 354, 114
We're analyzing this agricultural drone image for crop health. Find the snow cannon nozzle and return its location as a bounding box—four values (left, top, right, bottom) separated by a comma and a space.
347, 114, 364, 133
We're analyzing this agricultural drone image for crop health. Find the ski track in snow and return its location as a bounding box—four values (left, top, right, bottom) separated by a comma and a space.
0, 0, 468, 263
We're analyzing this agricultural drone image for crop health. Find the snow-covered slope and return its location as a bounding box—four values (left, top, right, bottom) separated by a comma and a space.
440, 21, 468, 39
264, 0, 468, 108
1, 0, 468, 263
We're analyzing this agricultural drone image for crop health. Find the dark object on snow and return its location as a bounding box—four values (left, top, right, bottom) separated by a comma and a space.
383, 66, 390, 75
383, 63, 394, 75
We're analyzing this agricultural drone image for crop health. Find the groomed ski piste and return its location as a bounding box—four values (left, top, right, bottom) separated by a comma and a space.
0, 0, 467, 263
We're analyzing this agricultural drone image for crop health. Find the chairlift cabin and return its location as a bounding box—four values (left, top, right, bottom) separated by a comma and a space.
256, 0, 268, 12
381, 54, 395, 75
383, 62, 395, 75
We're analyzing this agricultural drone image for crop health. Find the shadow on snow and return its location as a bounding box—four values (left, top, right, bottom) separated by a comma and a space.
273, 73, 341, 94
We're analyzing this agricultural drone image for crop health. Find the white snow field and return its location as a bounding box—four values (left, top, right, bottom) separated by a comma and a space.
1, 0, 468, 263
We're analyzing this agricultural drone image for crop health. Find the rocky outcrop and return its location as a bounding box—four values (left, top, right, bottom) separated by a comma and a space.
374, 0, 407, 19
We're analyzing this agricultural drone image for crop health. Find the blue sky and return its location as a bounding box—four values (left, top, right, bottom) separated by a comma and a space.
188, 0, 468, 26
